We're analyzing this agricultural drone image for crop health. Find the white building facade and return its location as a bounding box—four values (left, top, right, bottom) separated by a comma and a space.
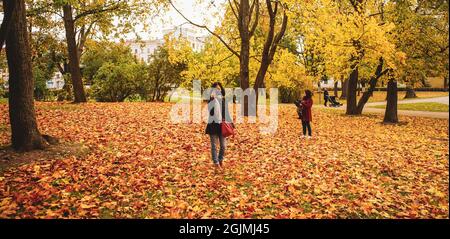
1, 69, 65, 90
126, 39, 164, 64
46, 72, 65, 90
163, 25, 206, 52
126, 25, 207, 64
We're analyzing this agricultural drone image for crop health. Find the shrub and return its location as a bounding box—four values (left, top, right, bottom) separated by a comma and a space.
92, 62, 145, 102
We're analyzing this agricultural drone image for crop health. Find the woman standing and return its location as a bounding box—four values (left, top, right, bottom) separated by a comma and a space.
206, 82, 233, 169
301, 90, 314, 139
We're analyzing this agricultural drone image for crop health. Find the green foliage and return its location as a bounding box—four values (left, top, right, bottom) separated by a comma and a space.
388, 0, 449, 87
0, 77, 5, 99
33, 66, 50, 101
83, 41, 149, 102
92, 61, 144, 102
142, 45, 187, 102
27, 32, 64, 101
374, 102, 449, 112
82, 41, 136, 83
86, 39, 187, 103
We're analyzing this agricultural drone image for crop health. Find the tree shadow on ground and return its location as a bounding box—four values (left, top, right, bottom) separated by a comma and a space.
0, 143, 89, 174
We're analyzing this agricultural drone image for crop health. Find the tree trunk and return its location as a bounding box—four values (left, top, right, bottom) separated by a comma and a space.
63, 4, 87, 103
153, 76, 160, 102
356, 78, 377, 115
0, 0, 15, 50
404, 86, 417, 99
384, 79, 399, 124
356, 58, 388, 114
238, 0, 252, 117
334, 80, 339, 97
253, 2, 288, 116
240, 40, 252, 116
340, 79, 348, 100
444, 76, 448, 90
346, 67, 359, 115
3, 0, 46, 151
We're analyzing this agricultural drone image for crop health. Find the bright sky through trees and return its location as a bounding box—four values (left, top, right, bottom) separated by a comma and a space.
127, 0, 227, 40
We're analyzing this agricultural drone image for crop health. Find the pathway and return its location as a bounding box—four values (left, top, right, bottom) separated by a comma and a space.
322, 96, 449, 119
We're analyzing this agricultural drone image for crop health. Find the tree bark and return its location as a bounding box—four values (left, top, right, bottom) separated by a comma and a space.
240, 37, 251, 116
238, 0, 252, 116
63, 4, 87, 103
346, 66, 359, 115
340, 78, 348, 100
253, 1, 288, 116
444, 76, 448, 90
334, 80, 339, 97
3, 0, 46, 151
356, 58, 389, 114
0, 0, 16, 52
384, 78, 399, 123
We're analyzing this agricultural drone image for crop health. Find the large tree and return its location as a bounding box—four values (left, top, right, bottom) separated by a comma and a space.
28, 0, 165, 103
389, 0, 449, 97
253, 0, 288, 105
61, 3, 86, 102
1, 0, 47, 151
293, 0, 404, 115
170, 0, 288, 116
384, 76, 399, 124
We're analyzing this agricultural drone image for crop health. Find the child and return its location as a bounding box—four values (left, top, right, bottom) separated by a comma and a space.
301, 90, 314, 138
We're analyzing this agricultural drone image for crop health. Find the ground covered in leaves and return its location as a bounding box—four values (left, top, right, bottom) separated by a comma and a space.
0, 102, 448, 219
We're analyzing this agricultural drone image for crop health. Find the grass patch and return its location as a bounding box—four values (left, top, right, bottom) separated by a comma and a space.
313, 91, 449, 105
39, 104, 81, 111
373, 102, 449, 112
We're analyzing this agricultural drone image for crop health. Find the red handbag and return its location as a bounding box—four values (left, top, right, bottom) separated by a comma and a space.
221, 121, 235, 138
220, 98, 235, 138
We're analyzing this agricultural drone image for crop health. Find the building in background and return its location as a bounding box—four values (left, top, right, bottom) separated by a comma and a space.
126, 39, 164, 64
46, 72, 65, 90
126, 24, 207, 64
163, 24, 207, 52
1, 69, 65, 91
0, 25, 207, 91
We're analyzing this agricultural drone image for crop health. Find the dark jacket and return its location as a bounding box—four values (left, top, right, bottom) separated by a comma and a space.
205, 97, 233, 136
324, 90, 330, 100
301, 97, 313, 122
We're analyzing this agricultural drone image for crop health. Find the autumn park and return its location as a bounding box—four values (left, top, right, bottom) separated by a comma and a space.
0, 0, 449, 220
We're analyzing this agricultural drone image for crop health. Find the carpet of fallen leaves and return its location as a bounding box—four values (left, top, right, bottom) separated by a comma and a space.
0, 102, 448, 219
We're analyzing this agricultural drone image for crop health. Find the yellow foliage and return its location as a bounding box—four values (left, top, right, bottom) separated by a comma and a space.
290, 0, 406, 79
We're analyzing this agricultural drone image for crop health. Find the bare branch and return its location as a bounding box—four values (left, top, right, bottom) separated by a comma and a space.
249, 0, 260, 38
74, 1, 124, 22
228, 0, 239, 20
270, 11, 288, 60
168, 0, 240, 58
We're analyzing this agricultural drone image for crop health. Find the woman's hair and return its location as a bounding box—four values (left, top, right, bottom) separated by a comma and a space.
211, 82, 226, 97
304, 90, 313, 99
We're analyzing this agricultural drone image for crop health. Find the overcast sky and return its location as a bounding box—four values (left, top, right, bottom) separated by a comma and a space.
130, 0, 227, 40
0, 0, 227, 41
